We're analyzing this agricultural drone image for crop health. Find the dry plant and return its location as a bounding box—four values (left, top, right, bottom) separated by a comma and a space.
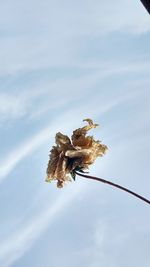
46, 119, 150, 205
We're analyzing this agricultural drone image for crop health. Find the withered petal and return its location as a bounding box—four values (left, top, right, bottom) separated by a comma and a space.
46, 119, 108, 188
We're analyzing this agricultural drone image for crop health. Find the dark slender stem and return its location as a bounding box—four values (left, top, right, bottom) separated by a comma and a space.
75, 171, 150, 205
140, 0, 150, 14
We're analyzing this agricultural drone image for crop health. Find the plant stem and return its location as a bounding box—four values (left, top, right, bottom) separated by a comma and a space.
75, 171, 150, 205
140, 0, 150, 14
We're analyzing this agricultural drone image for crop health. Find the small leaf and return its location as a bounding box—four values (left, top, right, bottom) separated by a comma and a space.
70, 171, 76, 181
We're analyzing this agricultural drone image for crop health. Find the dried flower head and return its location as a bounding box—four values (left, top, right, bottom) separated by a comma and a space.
46, 119, 108, 188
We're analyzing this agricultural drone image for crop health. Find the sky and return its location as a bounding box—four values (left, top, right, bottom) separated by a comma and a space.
0, 0, 150, 266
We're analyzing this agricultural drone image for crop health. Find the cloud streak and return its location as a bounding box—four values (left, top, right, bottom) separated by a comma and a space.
0, 182, 84, 267
0, 80, 142, 184
0, 126, 52, 181
0, 0, 149, 75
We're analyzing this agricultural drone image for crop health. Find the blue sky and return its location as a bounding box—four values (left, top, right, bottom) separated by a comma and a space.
0, 0, 150, 266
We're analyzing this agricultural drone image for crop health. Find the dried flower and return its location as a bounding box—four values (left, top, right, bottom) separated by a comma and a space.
46, 119, 108, 188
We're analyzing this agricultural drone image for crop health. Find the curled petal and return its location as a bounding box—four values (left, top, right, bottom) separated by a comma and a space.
55, 132, 71, 147
46, 119, 108, 188
71, 119, 98, 145
65, 149, 91, 158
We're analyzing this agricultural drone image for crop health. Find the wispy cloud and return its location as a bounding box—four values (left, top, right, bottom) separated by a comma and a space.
0, 126, 52, 181
0, 0, 149, 75
4, 59, 149, 122
0, 182, 85, 267
0, 87, 135, 183
0, 87, 49, 123
0, 1, 150, 267
0, 93, 29, 121
1, 59, 150, 124
82, 0, 150, 35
